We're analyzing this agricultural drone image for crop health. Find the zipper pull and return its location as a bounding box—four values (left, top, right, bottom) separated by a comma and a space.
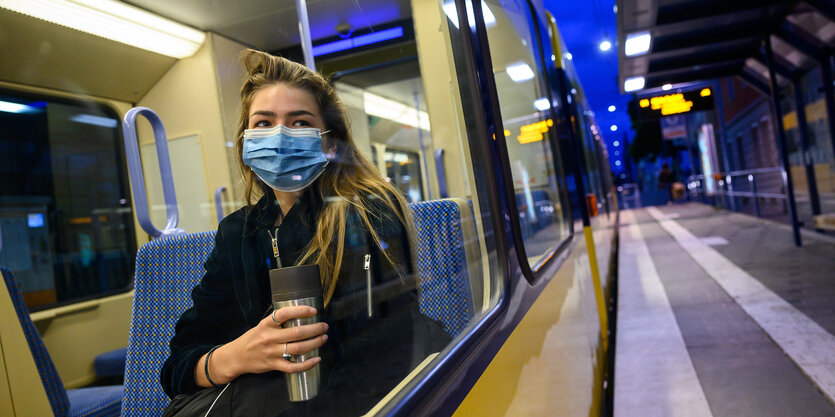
269, 228, 281, 269
364, 254, 372, 318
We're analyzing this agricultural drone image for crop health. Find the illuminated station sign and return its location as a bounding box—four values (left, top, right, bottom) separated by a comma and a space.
639, 88, 713, 119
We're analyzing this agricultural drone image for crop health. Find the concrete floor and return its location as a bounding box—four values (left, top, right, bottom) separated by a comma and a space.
615, 203, 835, 417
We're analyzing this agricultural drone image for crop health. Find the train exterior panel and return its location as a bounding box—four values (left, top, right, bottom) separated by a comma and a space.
0, 1, 617, 416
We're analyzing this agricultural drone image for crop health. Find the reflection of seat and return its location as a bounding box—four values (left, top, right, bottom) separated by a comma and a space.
121, 232, 216, 417
410, 199, 476, 337
0, 267, 122, 417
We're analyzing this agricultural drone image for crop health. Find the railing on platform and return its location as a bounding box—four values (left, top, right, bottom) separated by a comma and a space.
617, 183, 642, 209
686, 166, 786, 219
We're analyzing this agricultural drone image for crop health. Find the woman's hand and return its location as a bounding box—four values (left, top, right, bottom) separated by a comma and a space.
195, 306, 328, 387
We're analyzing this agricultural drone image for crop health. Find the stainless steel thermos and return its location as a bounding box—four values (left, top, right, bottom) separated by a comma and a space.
269, 264, 323, 402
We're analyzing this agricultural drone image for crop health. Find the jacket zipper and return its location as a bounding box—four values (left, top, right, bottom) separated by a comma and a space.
364, 253, 372, 318
267, 228, 281, 269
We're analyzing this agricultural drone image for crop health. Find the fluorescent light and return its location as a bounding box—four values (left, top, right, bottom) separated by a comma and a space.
506, 62, 534, 82
442, 1, 496, 29
564, 52, 573, 60
615, 160, 622, 166
624, 76, 645, 92
363, 92, 430, 130
534, 98, 550, 111
613, 140, 620, 147
608, 105, 616, 112
599, 40, 612, 51
662, 84, 672, 91
312, 26, 404, 57
610, 125, 618, 132
0, 0, 205, 58
625, 31, 651, 56
0, 100, 39, 113
71, 114, 118, 128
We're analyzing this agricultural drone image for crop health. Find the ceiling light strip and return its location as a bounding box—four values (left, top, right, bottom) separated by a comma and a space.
0, 0, 205, 58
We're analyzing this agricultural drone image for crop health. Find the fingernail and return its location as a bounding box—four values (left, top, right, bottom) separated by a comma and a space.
309, 307, 316, 314
322, 334, 328, 342
313, 357, 321, 364
323, 323, 329, 331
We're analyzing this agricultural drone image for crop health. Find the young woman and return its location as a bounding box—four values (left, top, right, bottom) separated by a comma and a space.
161, 49, 449, 416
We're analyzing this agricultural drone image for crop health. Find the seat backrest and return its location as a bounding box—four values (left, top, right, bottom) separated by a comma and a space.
409, 200, 475, 337
121, 232, 216, 417
1, 267, 69, 417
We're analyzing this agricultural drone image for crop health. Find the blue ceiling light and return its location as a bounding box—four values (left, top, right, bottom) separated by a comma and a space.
0, 100, 40, 114
312, 26, 404, 57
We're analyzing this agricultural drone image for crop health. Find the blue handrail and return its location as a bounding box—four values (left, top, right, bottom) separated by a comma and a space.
122, 107, 185, 238
214, 186, 227, 224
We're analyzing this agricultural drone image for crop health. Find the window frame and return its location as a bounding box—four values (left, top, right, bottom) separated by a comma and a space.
0, 87, 137, 312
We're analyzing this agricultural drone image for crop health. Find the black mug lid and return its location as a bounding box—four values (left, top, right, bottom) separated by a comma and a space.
269, 264, 322, 302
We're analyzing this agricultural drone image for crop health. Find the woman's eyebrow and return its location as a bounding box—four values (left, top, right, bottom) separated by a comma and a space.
287, 110, 316, 117
250, 110, 276, 118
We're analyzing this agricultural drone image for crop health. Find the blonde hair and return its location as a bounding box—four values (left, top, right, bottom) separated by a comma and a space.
235, 49, 416, 305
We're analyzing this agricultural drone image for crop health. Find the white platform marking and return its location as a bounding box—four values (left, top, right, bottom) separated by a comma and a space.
615, 210, 714, 417
647, 206, 835, 404
699, 236, 729, 246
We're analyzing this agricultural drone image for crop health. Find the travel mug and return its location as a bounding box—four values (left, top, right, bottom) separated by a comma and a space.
269, 264, 323, 402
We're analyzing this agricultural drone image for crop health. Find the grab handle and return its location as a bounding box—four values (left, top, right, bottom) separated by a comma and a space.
214, 186, 227, 224
122, 107, 185, 238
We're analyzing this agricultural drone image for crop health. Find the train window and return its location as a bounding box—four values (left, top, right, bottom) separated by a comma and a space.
197, 1, 502, 414
480, 0, 569, 265
0, 91, 135, 311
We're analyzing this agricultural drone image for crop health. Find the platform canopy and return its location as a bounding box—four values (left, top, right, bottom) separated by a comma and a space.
617, 0, 835, 94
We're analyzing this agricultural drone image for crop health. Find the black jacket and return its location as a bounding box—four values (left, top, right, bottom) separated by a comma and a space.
161, 190, 449, 415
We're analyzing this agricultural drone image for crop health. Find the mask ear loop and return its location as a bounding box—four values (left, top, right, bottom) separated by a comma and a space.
320, 129, 337, 160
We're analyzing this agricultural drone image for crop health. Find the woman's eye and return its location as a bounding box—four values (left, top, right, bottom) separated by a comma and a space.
292, 120, 311, 127
253, 120, 272, 128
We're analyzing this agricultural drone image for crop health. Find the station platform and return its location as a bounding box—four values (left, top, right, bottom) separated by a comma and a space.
614, 203, 835, 417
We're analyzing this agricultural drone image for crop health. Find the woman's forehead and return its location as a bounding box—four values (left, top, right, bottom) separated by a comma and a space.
250, 83, 319, 115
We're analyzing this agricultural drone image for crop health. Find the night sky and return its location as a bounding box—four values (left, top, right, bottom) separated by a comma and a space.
545, 0, 633, 179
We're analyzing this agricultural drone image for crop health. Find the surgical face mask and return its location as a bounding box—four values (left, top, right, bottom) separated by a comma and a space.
242, 124, 331, 192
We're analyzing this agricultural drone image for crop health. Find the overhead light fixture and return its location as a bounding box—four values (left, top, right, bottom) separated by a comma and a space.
442, 1, 496, 29
564, 52, 573, 60
363, 92, 430, 130
625, 31, 651, 57
624, 76, 645, 92
613, 140, 620, 147
608, 105, 616, 112
662, 84, 672, 91
71, 114, 118, 128
0, 100, 40, 114
615, 160, 622, 166
0, 0, 205, 59
506, 62, 535, 82
610, 125, 618, 132
534, 98, 550, 111
313, 26, 404, 57
599, 40, 612, 51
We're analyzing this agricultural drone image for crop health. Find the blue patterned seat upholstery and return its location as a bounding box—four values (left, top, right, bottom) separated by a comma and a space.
0, 267, 122, 417
409, 200, 475, 337
121, 231, 216, 417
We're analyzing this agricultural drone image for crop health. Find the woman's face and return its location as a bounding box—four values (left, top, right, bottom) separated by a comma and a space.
248, 83, 325, 132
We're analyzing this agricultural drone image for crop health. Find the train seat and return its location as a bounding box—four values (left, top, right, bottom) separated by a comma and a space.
410, 199, 478, 337
120, 201, 478, 414
94, 347, 127, 378
0, 267, 122, 417
121, 231, 216, 417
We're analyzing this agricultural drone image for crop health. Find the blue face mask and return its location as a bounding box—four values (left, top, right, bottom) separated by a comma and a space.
242, 125, 331, 192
